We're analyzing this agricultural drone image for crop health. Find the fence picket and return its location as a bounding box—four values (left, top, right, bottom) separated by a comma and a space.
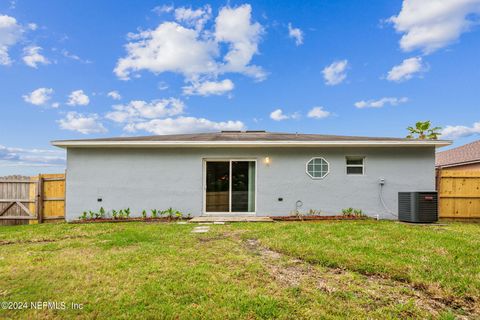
438, 170, 480, 219
0, 174, 65, 225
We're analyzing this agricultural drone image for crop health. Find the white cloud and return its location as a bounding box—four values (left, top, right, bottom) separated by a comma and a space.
307, 106, 331, 119
0, 145, 19, 161
322, 60, 348, 86
67, 90, 90, 106
270, 109, 288, 121
51, 102, 60, 108
115, 4, 265, 88
22, 46, 49, 68
104, 97, 245, 136
57, 112, 107, 134
175, 5, 212, 30
215, 4, 265, 80
270, 109, 289, 121
158, 81, 169, 90
0, 14, 23, 65
102, 93, 248, 137
270, 107, 326, 121
153, 4, 174, 14
115, 21, 218, 80
23, 87, 54, 106
105, 98, 185, 123
107, 90, 122, 100
440, 122, 480, 140
389, 0, 480, 54
386, 57, 426, 82
0, 144, 65, 167
61, 49, 92, 64
183, 79, 234, 96
354, 97, 409, 109
288, 23, 303, 46
124, 116, 245, 135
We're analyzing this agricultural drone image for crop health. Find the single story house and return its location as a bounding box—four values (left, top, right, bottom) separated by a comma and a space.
52, 131, 451, 221
436, 140, 480, 171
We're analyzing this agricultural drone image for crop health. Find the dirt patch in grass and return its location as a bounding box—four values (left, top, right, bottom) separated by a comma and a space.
0, 231, 112, 246
196, 234, 228, 243
242, 238, 479, 319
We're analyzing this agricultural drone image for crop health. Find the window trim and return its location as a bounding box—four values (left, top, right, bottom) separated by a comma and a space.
345, 156, 365, 176
306, 157, 330, 180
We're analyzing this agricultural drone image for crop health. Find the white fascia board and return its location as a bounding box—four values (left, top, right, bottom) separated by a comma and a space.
52, 140, 452, 148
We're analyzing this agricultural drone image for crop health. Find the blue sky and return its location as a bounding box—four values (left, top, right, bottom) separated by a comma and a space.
1, 0, 479, 175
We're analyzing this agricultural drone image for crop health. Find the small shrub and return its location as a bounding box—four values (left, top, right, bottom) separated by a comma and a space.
342, 208, 365, 217
186, 213, 192, 219
125, 208, 131, 218
151, 209, 158, 218
118, 209, 124, 219
80, 211, 87, 220
89, 210, 95, 219
307, 209, 321, 216
99, 207, 106, 219
112, 209, 118, 219
142, 210, 147, 219
175, 210, 183, 219
165, 207, 175, 219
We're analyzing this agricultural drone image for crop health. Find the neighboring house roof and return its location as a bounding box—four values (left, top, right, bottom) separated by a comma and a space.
436, 140, 480, 168
52, 131, 452, 148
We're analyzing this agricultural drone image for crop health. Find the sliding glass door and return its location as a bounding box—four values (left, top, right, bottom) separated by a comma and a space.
205, 160, 256, 213
205, 161, 230, 212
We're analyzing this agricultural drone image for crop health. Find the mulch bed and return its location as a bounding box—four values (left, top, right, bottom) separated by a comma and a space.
70, 217, 188, 224
271, 215, 370, 221
71, 215, 370, 224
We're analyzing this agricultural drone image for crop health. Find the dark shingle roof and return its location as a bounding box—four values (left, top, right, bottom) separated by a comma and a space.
436, 140, 480, 167
53, 131, 444, 142
52, 131, 452, 148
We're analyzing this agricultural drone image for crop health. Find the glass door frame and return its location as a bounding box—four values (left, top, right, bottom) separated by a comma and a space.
202, 158, 257, 215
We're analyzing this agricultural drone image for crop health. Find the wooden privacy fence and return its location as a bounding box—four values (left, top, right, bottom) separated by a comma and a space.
0, 173, 65, 225
437, 170, 480, 219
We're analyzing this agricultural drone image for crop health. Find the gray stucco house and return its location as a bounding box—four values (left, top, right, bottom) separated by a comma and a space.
52, 131, 451, 221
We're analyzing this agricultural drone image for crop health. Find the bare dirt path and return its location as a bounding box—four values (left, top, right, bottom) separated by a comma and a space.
218, 230, 478, 319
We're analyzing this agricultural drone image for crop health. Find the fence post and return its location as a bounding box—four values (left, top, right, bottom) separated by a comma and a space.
435, 168, 441, 191
436, 168, 441, 217
36, 174, 44, 224
64, 169, 67, 219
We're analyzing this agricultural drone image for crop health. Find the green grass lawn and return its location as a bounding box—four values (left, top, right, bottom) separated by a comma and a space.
0, 220, 478, 319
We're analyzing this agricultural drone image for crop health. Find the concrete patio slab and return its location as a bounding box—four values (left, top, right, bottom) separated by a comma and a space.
189, 216, 274, 223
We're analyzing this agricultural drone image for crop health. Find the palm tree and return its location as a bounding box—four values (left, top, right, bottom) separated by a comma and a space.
406, 121, 442, 140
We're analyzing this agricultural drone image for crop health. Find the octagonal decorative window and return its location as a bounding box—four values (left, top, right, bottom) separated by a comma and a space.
306, 157, 329, 179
